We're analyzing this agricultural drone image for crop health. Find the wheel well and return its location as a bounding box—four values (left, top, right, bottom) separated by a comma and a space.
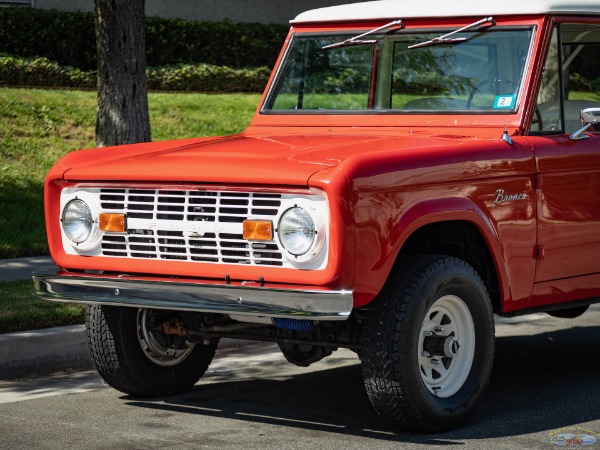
399, 221, 501, 313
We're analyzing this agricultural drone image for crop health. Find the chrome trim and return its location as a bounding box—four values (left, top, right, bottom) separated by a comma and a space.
32, 274, 353, 321
569, 122, 592, 141
569, 108, 599, 140
60, 186, 330, 271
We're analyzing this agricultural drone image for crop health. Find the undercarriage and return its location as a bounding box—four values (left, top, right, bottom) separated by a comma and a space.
144, 308, 363, 367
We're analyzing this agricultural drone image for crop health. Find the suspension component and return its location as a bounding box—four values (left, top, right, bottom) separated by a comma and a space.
162, 320, 187, 337
272, 318, 313, 332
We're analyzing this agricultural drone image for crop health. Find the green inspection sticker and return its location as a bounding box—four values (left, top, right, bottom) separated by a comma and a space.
494, 95, 515, 109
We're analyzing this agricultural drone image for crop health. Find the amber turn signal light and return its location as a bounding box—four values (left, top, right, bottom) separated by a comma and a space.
99, 213, 126, 233
243, 220, 273, 241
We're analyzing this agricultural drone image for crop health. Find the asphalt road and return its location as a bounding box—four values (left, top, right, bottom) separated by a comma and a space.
1, 306, 599, 449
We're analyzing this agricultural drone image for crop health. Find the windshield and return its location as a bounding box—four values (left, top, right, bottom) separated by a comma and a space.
263, 28, 533, 113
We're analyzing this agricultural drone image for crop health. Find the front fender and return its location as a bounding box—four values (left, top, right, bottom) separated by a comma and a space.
351, 192, 536, 309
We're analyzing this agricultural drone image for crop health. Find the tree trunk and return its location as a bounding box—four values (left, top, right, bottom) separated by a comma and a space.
95, 0, 151, 147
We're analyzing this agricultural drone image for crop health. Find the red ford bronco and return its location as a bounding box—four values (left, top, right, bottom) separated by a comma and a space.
34, 0, 600, 432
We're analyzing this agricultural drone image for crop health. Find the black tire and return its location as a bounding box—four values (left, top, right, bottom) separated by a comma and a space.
86, 305, 217, 397
361, 255, 495, 432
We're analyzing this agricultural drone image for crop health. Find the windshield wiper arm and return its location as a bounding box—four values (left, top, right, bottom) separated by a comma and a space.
322, 19, 404, 50
407, 16, 495, 50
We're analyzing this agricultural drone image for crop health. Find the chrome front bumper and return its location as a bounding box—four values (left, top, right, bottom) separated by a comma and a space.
32, 274, 353, 321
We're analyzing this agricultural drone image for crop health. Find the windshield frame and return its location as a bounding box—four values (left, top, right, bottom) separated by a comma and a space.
260, 25, 537, 117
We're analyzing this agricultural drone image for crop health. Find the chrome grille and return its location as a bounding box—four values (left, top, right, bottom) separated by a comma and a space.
98, 188, 283, 266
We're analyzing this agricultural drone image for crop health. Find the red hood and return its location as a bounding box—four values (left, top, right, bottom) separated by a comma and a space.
61, 132, 469, 186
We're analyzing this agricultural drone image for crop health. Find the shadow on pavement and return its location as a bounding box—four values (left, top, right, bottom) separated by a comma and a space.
125, 325, 600, 444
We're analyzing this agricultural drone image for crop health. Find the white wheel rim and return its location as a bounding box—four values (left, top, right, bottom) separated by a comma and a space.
418, 295, 475, 398
137, 309, 195, 367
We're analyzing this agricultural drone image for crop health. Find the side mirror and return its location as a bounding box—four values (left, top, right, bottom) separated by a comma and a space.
570, 107, 600, 140
581, 107, 600, 129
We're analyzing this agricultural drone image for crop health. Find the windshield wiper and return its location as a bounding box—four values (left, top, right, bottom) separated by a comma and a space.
407, 16, 495, 50
322, 19, 404, 50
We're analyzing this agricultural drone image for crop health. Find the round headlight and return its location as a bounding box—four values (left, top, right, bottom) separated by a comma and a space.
62, 199, 93, 243
278, 207, 316, 256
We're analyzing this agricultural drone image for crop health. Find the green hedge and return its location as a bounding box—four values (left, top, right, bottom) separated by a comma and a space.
0, 55, 270, 92
0, 55, 95, 88
569, 72, 600, 93
0, 7, 288, 71
144, 16, 287, 69
147, 64, 271, 92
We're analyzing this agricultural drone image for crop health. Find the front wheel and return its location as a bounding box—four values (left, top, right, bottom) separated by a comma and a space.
361, 255, 495, 432
86, 305, 217, 396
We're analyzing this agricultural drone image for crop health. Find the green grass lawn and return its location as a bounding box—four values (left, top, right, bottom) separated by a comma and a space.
0, 87, 261, 258
0, 279, 85, 333
0, 88, 260, 333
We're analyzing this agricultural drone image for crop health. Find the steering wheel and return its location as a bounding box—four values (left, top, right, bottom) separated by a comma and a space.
530, 106, 544, 132
467, 78, 517, 109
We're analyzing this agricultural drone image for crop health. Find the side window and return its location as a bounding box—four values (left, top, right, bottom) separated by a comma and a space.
532, 24, 600, 134
561, 24, 600, 133
534, 27, 562, 132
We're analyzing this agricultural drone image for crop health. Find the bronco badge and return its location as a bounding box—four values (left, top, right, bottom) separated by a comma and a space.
493, 189, 529, 204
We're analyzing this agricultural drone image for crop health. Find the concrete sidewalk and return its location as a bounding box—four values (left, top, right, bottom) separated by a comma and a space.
0, 256, 86, 378
0, 257, 255, 379
0, 256, 57, 282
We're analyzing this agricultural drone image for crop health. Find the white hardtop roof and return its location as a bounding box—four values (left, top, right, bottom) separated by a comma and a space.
292, 0, 600, 24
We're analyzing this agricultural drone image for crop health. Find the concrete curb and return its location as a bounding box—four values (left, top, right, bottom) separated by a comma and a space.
0, 325, 91, 379
0, 257, 264, 379
0, 324, 256, 380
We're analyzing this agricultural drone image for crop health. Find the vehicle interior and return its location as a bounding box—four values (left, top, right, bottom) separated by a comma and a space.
533, 23, 600, 134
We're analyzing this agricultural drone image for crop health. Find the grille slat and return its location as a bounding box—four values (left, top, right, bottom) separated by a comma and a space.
98, 188, 286, 266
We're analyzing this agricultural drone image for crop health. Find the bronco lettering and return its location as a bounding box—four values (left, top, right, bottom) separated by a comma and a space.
493, 189, 529, 204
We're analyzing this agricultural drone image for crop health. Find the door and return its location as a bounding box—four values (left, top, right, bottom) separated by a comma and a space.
530, 23, 600, 283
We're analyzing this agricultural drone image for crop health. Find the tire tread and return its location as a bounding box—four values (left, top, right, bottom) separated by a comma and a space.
86, 305, 217, 397
361, 255, 494, 432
